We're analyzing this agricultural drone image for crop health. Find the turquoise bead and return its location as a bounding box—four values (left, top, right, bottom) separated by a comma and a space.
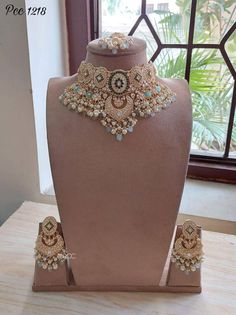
73, 86, 80, 92
116, 134, 123, 141
86, 91, 93, 98
128, 126, 133, 133
144, 91, 152, 97
156, 85, 161, 93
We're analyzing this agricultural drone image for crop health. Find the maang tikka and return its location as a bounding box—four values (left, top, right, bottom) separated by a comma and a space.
98, 32, 134, 54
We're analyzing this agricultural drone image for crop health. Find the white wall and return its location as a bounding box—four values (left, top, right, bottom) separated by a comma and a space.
26, 0, 68, 194
0, 0, 69, 224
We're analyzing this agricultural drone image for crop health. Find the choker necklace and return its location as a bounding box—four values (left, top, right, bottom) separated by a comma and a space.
59, 61, 176, 141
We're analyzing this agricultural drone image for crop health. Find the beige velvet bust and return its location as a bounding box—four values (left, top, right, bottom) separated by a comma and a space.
45, 36, 192, 288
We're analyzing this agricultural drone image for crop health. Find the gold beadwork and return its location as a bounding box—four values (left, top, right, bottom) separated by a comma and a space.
105, 95, 133, 121
130, 66, 144, 88
59, 61, 176, 141
94, 67, 109, 88
171, 220, 204, 274
34, 216, 66, 271
77, 62, 94, 84
41, 216, 57, 236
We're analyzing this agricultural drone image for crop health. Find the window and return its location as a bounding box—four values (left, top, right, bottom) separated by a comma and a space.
66, 0, 236, 183
157, 3, 169, 12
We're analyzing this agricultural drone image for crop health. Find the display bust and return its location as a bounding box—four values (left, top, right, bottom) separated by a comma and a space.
40, 33, 193, 290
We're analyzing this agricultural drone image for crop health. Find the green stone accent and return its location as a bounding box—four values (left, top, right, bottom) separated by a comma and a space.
144, 91, 152, 97
73, 86, 80, 93
86, 91, 93, 99
156, 85, 161, 93
45, 221, 53, 231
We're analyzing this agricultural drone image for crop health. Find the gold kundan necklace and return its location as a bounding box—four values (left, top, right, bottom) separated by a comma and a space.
59, 61, 176, 141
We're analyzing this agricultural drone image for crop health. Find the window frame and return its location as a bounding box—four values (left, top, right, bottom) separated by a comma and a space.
65, 0, 236, 184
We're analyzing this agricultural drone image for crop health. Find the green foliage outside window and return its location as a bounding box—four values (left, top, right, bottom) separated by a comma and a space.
102, 0, 236, 153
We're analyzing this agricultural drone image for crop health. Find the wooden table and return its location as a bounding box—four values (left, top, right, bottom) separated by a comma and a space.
0, 201, 235, 315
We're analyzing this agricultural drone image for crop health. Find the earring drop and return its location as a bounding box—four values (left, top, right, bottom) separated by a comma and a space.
171, 220, 204, 274
34, 216, 66, 271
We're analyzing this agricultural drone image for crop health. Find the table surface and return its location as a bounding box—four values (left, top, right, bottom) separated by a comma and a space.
0, 201, 235, 315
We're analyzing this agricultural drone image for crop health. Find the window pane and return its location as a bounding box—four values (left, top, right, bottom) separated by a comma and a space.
229, 109, 236, 158
132, 19, 158, 59
193, 0, 236, 44
190, 49, 234, 154
98, 1, 236, 161
225, 30, 236, 71
147, 0, 191, 44
100, 0, 141, 36
153, 49, 187, 78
